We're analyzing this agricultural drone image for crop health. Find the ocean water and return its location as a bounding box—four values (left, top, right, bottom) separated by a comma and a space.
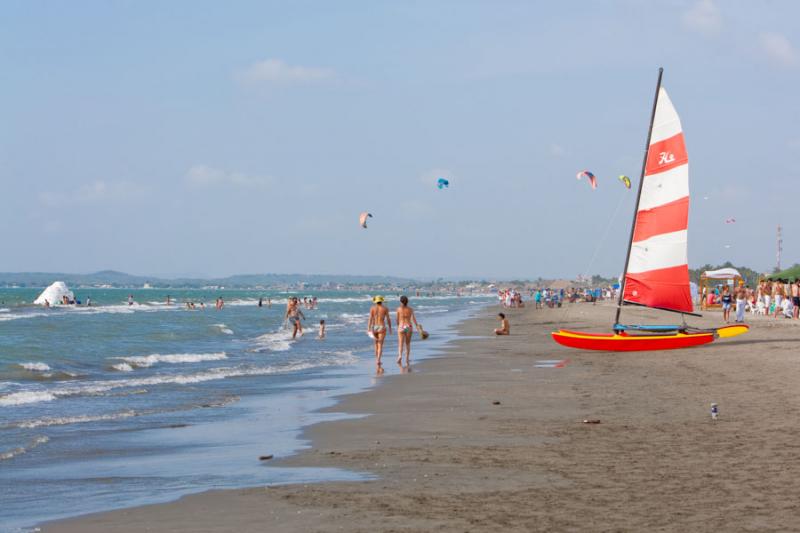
0, 288, 489, 532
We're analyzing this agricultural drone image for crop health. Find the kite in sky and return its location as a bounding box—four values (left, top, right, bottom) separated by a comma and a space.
359, 212, 373, 228
618, 175, 631, 189
437, 178, 449, 189
725, 218, 736, 224
576, 170, 597, 190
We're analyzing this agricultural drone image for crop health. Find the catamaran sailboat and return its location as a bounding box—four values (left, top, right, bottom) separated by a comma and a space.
552, 69, 748, 352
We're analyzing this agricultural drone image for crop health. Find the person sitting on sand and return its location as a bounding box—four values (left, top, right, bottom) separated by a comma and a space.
494, 313, 510, 335
368, 296, 392, 371
396, 296, 420, 366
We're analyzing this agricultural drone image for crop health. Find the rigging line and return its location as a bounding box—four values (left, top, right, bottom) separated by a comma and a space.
558, 188, 629, 324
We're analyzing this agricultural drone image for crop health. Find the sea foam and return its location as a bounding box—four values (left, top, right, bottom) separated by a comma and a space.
250, 330, 294, 352
19, 362, 51, 372
0, 436, 50, 461
0, 363, 323, 407
113, 352, 228, 368
212, 324, 234, 335
0, 391, 57, 407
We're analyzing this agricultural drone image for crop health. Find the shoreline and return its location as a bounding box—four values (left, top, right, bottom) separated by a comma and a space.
44, 302, 800, 532
28, 301, 482, 532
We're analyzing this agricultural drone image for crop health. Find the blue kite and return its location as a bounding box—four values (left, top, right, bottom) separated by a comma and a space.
437, 178, 450, 189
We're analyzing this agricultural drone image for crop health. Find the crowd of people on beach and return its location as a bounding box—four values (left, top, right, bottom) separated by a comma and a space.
495, 277, 800, 331
497, 286, 616, 311
705, 279, 800, 322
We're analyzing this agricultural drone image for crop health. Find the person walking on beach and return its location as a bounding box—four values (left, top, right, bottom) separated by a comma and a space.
285, 297, 305, 339
494, 313, 510, 335
396, 295, 420, 366
367, 296, 392, 371
793, 280, 800, 320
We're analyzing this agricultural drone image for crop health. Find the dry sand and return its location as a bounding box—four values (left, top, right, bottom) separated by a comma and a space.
44, 302, 800, 532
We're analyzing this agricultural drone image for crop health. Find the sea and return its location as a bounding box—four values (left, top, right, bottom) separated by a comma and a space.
0, 287, 490, 532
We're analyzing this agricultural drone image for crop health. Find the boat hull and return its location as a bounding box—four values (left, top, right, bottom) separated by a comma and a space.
551, 329, 715, 352
713, 324, 749, 338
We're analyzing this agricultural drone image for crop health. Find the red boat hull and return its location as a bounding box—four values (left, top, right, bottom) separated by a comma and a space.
551, 329, 715, 352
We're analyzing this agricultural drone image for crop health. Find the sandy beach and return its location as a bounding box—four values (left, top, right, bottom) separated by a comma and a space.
44, 302, 800, 532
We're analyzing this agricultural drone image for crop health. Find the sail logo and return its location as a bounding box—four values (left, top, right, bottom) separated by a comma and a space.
646, 133, 686, 176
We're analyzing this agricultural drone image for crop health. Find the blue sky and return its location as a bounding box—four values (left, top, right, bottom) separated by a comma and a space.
1, 0, 798, 279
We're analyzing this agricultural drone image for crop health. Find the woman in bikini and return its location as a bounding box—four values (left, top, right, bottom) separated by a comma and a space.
367, 296, 392, 371
396, 295, 420, 366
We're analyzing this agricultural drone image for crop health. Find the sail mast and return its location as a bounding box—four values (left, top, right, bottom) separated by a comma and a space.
614, 67, 664, 327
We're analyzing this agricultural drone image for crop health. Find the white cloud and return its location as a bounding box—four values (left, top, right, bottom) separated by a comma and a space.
548, 143, 566, 158
236, 59, 335, 85
759, 32, 798, 67
185, 164, 272, 189
38, 180, 143, 207
682, 0, 721, 36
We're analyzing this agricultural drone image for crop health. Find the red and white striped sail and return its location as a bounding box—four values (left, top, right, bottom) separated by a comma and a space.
623, 87, 693, 313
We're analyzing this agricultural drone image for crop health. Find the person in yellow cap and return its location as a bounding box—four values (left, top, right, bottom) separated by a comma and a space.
368, 296, 392, 372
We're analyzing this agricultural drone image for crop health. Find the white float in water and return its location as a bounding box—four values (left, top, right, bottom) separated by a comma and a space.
33, 281, 75, 306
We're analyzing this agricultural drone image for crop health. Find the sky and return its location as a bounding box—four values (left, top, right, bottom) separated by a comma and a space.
1, 0, 798, 279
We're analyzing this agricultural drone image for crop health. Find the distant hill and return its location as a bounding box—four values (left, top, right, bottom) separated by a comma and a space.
0, 271, 417, 289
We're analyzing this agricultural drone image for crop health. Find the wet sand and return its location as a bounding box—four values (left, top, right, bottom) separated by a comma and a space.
44, 302, 800, 532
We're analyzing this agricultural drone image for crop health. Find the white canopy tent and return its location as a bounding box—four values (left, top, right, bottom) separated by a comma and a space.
699, 268, 743, 309
702, 268, 742, 280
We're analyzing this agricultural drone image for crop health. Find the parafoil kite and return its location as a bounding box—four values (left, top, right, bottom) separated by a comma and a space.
618, 175, 631, 189
725, 218, 736, 224
576, 170, 597, 190
437, 178, 449, 189
359, 212, 373, 228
